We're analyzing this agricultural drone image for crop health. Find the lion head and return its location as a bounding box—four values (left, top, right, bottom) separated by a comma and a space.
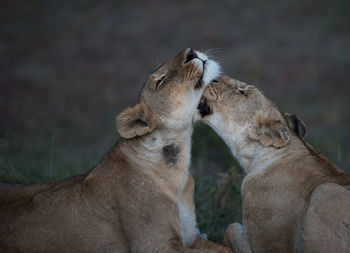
198, 75, 306, 148
117, 48, 220, 138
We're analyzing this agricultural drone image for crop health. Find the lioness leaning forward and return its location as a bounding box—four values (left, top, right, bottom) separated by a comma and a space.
0, 49, 232, 253
198, 75, 350, 253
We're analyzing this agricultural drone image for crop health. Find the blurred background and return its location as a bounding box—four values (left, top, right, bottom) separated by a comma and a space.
1, 0, 350, 242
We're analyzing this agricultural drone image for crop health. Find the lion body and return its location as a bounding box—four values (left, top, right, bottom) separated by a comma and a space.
0, 171, 128, 252
237, 146, 350, 253
0, 49, 231, 253
199, 76, 350, 253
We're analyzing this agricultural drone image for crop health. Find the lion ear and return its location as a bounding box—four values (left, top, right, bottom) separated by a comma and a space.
285, 113, 307, 138
249, 112, 290, 148
116, 102, 156, 139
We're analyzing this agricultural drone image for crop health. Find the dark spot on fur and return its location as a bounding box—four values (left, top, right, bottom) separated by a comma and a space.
197, 98, 212, 117
152, 137, 156, 142
212, 79, 218, 83
162, 144, 180, 165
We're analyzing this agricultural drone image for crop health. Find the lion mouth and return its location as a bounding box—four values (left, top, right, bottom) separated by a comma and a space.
194, 60, 207, 89
197, 97, 212, 117
189, 49, 220, 90
201, 59, 220, 87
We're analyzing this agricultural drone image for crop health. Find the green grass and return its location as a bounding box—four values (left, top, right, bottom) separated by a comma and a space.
195, 168, 243, 243
191, 124, 243, 242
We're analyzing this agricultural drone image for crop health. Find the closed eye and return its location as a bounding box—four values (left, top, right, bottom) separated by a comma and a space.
237, 88, 248, 96
155, 75, 166, 90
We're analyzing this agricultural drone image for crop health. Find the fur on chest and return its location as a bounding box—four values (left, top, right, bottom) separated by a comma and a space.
178, 199, 197, 246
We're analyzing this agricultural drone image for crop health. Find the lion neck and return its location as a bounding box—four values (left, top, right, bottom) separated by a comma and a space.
206, 115, 300, 176
222, 128, 287, 174
118, 126, 193, 195
226, 130, 308, 179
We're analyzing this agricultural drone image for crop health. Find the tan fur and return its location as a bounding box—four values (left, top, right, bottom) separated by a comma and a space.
199, 75, 350, 253
117, 101, 156, 138
249, 111, 290, 148
0, 49, 231, 253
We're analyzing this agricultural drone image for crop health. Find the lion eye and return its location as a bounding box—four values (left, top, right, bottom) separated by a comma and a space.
155, 75, 166, 90
237, 88, 248, 96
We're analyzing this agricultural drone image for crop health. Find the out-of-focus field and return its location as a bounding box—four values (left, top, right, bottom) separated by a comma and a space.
1, 0, 350, 242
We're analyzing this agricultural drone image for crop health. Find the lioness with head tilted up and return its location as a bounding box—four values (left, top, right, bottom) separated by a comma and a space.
0, 49, 232, 253
198, 75, 350, 253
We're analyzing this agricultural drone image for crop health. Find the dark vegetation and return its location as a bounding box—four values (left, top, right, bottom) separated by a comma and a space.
1, 0, 349, 242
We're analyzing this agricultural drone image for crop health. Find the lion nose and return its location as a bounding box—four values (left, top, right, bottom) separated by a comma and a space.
184, 48, 198, 63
